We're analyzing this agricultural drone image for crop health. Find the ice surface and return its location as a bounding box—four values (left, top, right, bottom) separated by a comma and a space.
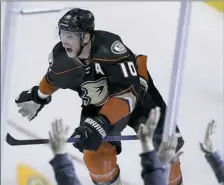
1, 2, 223, 185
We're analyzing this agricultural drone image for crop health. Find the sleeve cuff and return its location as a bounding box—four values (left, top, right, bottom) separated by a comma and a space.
49, 154, 73, 170
140, 150, 163, 172
205, 152, 224, 183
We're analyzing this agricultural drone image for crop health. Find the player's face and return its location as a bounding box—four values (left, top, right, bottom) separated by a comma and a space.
60, 30, 82, 58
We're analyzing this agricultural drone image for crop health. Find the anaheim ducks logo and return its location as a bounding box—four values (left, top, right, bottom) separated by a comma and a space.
81, 77, 109, 106
111, 40, 127, 55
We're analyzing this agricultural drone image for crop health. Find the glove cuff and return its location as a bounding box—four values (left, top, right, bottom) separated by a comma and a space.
32, 86, 52, 105
83, 116, 111, 139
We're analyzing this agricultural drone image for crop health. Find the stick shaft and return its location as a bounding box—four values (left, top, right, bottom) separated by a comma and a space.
6, 133, 140, 146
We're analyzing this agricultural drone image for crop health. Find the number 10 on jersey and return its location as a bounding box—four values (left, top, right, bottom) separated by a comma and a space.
119, 61, 137, 78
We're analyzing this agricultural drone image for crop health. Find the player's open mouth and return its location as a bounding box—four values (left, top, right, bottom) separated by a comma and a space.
66, 48, 73, 53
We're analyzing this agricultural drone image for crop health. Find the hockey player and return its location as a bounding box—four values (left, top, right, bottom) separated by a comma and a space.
200, 120, 224, 184
15, 8, 184, 185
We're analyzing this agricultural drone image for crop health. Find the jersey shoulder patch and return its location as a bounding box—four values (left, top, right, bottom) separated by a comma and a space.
91, 30, 131, 62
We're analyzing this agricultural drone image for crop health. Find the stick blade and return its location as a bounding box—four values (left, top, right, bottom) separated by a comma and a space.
6, 133, 49, 145
6, 133, 19, 146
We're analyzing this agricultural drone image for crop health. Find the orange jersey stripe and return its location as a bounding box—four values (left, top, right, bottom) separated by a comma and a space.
100, 86, 137, 124
136, 55, 149, 81
100, 97, 130, 124
39, 76, 58, 95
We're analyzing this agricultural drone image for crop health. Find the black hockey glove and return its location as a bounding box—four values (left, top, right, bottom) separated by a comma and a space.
71, 116, 111, 151
15, 86, 51, 121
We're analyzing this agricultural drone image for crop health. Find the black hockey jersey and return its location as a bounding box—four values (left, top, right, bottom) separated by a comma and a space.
44, 30, 141, 125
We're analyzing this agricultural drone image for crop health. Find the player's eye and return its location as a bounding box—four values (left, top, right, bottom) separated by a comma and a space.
67, 35, 73, 39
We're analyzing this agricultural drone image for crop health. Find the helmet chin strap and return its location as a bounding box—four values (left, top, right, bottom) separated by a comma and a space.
78, 32, 91, 59
80, 32, 88, 47
73, 32, 85, 57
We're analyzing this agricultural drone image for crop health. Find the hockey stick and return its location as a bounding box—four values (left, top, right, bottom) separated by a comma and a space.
6, 133, 139, 146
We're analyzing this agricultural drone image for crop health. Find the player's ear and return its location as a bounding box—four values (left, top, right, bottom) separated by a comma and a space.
83, 33, 91, 44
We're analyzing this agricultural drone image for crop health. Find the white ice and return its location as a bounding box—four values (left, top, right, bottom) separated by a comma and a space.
1, 2, 223, 185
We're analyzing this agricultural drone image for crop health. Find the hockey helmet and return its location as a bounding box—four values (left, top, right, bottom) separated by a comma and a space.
58, 8, 95, 33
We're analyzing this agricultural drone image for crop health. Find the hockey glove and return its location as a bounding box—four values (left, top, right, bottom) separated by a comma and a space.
72, 116, 111, 151
15, 86, 51, 121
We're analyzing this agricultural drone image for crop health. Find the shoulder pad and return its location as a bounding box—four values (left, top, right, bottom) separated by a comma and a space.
90, 30, 131, 62
48, 42, 78, 73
